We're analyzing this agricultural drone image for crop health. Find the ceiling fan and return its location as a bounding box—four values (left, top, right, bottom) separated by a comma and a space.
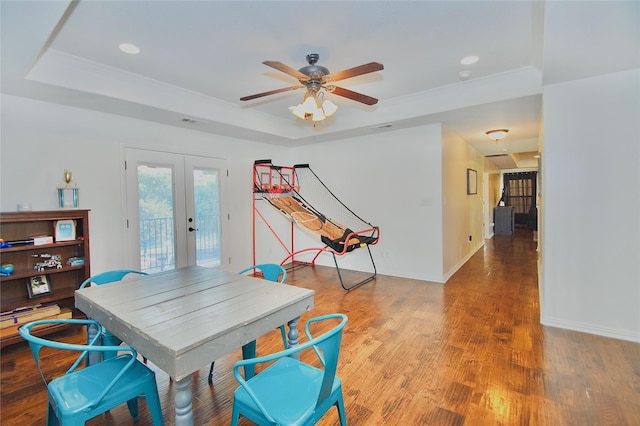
240, 53, 384, 106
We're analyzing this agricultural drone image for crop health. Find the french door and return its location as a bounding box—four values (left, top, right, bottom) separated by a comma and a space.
124, 148, 227, 273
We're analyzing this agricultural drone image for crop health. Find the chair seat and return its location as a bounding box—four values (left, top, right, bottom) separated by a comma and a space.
48, 354, 156, 418
234, 357, 343, 425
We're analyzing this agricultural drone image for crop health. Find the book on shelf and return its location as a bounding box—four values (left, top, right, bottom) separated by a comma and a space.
0, 304, 61, 329
0, 307, 72, 339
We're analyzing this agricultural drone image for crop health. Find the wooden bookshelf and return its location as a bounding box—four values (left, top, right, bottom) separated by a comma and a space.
0, 210, 91, 348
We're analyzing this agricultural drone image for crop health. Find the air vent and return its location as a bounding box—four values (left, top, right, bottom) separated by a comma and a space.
486, 154, 508, 158
180, 118, 206, 126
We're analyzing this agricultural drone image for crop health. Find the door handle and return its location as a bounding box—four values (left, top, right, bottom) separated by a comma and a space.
188, 227, 198, 232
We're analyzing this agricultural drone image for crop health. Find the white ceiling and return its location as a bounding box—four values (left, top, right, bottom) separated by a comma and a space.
2, 1, 638, 169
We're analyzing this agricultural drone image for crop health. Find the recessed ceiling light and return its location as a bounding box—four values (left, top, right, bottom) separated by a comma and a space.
119, 43, 140, 55
460, 55, 479, 65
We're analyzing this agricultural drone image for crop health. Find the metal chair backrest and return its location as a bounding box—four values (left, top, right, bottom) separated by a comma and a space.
80, 269, 147, 288
238, 263, 286, 283
231, 314, 348, 425
79, 269, 148, 364
19, 319, 164, 425
239, 263, 288, 345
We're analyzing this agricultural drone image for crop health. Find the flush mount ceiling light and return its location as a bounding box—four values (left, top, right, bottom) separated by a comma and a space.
486, 129, 509, 141
119, 43, 140, 54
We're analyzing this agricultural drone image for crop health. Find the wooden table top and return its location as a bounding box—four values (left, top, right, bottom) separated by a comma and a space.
75, 265, 314, 380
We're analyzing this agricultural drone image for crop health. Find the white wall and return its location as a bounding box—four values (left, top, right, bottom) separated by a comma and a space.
0, 94, 287, 274
541, 69, 640, 342
0, 94, 506, 286
441, 126, 485, 280
289, 125, 447, 282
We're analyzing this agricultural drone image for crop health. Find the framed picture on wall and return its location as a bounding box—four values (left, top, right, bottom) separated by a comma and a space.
467, 168, 477, 195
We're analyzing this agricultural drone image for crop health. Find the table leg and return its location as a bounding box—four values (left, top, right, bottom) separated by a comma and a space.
86, 322, 102, 366
287, 316, 301, 360
174, 374, 194, 426
241, 340, 256, 379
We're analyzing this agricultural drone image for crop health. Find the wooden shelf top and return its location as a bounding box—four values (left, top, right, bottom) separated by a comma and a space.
1, 210, 90, 222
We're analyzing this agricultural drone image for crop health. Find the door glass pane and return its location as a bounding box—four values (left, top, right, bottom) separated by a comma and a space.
138, 165, 175, 272
193, 168, 221, 267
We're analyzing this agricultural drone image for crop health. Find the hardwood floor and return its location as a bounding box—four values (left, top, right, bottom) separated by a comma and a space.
2, 229, 639, 425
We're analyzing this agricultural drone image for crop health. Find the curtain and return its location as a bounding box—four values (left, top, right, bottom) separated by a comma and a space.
501, 172, 537, 229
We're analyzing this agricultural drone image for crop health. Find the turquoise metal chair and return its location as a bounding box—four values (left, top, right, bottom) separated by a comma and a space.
207, 263, 288, 384
80, 269, 147, 364
19, 319, 164, 426
231, 313, 348, 425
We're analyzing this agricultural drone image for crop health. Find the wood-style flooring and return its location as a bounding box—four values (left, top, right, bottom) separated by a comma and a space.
2, 229, 639, 425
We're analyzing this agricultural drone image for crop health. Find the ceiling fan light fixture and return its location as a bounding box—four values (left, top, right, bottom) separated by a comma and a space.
242, 54, 383, 124
289, 105, 307, 119
312, 108, 326, 122
322, 99, 338, 117
486, 129, 509, 141
289, 89, 336, 122
301, 96, 318, 114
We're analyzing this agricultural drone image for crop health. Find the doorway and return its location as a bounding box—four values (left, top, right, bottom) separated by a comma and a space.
124, 148, 227, 273
502, 171, 537, 229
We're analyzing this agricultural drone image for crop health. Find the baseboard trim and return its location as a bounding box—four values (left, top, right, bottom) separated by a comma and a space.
541, 316, 640, 343
443, 241, 485, 283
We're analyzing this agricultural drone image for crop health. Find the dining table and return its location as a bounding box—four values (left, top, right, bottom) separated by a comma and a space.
75, 265, 315, 426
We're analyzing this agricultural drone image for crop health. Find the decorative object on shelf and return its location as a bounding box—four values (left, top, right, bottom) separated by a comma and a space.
1, 264, 14, 277
66, 257, 84, 266
27, 275, 52, 298
57, 169, 79, 209
32, 254, 63, 271
3, 239, 33, 246
32, 235, 53, 246
54, 219, 76, 242
0, 239, 11, 248
467, 168, 478, 195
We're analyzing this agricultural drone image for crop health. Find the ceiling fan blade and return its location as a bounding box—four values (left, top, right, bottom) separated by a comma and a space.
331, 86, 379, 105
240, 86, 301, 101
324, 62, 384, 83
262, 61, 310, 81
